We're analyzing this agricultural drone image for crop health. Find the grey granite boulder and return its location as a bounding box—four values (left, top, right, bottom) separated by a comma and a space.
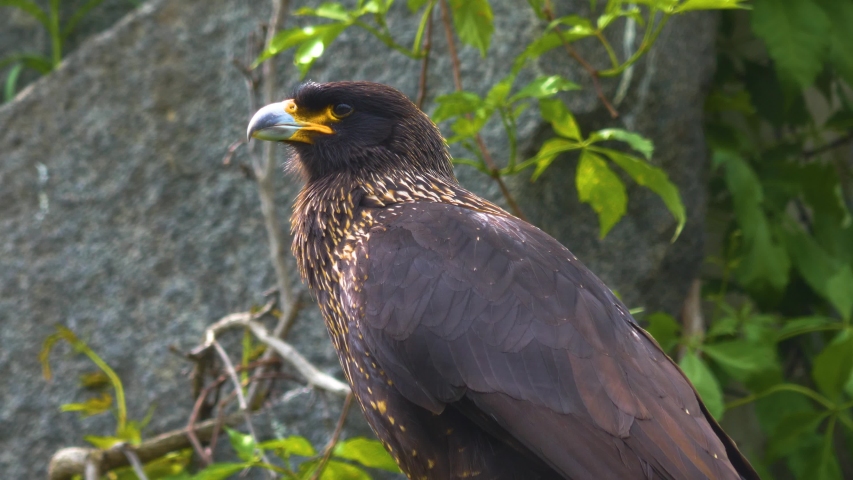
0, 0, 716, 477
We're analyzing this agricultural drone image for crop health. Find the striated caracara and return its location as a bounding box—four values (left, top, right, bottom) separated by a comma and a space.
247, 81, 759, 480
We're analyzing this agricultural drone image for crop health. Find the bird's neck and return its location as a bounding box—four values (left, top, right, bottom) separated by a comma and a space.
290, 168, 507, 291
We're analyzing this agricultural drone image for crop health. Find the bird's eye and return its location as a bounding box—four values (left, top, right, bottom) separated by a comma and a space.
332, 103, 353, 118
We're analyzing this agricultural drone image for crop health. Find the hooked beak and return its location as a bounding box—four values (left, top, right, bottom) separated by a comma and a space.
247, 100, 334, 143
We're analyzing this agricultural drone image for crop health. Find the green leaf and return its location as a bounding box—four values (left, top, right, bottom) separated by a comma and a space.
83, 435, 124, 449
190, 463, 249, 480
538, 98, 580, 140
594, 148, 686, 240
715, 150, 790, 294
679, 352, 725, 420
588, 129, 654, 160
432, 91, 484, 122
547, 15, 595, 38
780, 224, 842, 300
225, 427, 257, 462
812, 330, 853, 400
818, 0, 853, 86
806, 422, 843, 480
826, 266, 853, 321
673, 0, 748, 12
644, 312, 681, 353
777, 316, 840, 341
60, 392, 112, 417
259, 435, 317, 458
485, 75, 514, 107
333, 437, 401, 472
528, 138, 582, 180
0, 0, 49, 30
576, 150, 627, 238
253, 23, 348, 72
63, 0, 107, 38
408, 0, 430, 12
509, 75, 580, 102
449, 0, 494, 57
295, 3, 351, 21
766, 411, 829, 461
751, 0, 831, 87
702, 339, 780, 384
320, 460, 372, 480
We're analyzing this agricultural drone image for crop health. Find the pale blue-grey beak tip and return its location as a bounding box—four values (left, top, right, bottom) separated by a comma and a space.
247, 102, 301, 142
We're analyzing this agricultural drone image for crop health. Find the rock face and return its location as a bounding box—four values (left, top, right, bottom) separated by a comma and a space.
0, 0, 716, 477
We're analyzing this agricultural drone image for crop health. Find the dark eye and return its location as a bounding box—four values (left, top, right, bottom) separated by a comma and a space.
333, 103, 353, 118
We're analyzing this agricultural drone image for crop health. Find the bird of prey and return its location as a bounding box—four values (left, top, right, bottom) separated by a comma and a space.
247, 81, 758, 480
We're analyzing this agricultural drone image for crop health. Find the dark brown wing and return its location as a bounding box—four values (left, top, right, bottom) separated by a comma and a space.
349, 201, 757, 479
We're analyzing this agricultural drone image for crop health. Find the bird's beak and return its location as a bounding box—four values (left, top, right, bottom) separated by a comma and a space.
247, 100, 334, 143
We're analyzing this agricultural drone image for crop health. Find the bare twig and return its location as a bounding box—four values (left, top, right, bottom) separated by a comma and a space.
222, 139, 246, 166
310, 393, 354, 480
543, 2, 618, 118
438, 0, 462, 92
679, 279, 705, 360
803, 131, 853, 159
416, 5, 434, 109
205, 311, 350, 395
48, 413, 244, 480
119, 445, 148, 480
211, 339, 273, 473
438, 0, 527, 221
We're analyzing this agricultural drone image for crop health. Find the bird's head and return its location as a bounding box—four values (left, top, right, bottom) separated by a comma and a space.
247, 81, 455, 183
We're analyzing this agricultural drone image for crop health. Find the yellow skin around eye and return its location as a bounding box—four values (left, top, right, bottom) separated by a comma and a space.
284, 99, 339, 144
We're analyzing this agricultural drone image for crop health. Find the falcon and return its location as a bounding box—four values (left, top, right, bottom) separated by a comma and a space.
247, 81, 758, 479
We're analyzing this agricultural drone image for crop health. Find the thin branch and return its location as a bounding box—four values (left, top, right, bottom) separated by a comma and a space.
48, 413, 244, 480
310, 393, 354, 480
438, 0, 527, 221
211, 340, 274, 471
416, 5, 434, 109
543, 3, 618, 118
803, 131, 853, 159
245, 0, 301, 410
205, 311, 350, 395
119, 445, 148, 480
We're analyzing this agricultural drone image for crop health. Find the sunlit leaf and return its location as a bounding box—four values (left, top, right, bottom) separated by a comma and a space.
546, 15, 595, 37
190, 463, 249, 480
60, 392, 112, 417
588, 128, 654, 159
449, 0, 494, 57
509, 75, 580, 102
79, 371, 110, 389
595, 148, 685, 240
259, 435, 317, 458
296, 3, 351, 21
538, 98, 580, 140
84, 434, 124, 449
751, 0, 830, 87
812, 330, 853, 401
432, 91, 484, 122
673, 0, 748, 12
679, 351, 725, 419
320, 460, 372, 480
576, 150, 627, 238
334, 437, 401, 472
408, 0, 430, 12
225, 427, 257, 462
529, 137, 583, 180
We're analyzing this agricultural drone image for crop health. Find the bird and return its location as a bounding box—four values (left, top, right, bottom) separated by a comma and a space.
247, 81, 759, 480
